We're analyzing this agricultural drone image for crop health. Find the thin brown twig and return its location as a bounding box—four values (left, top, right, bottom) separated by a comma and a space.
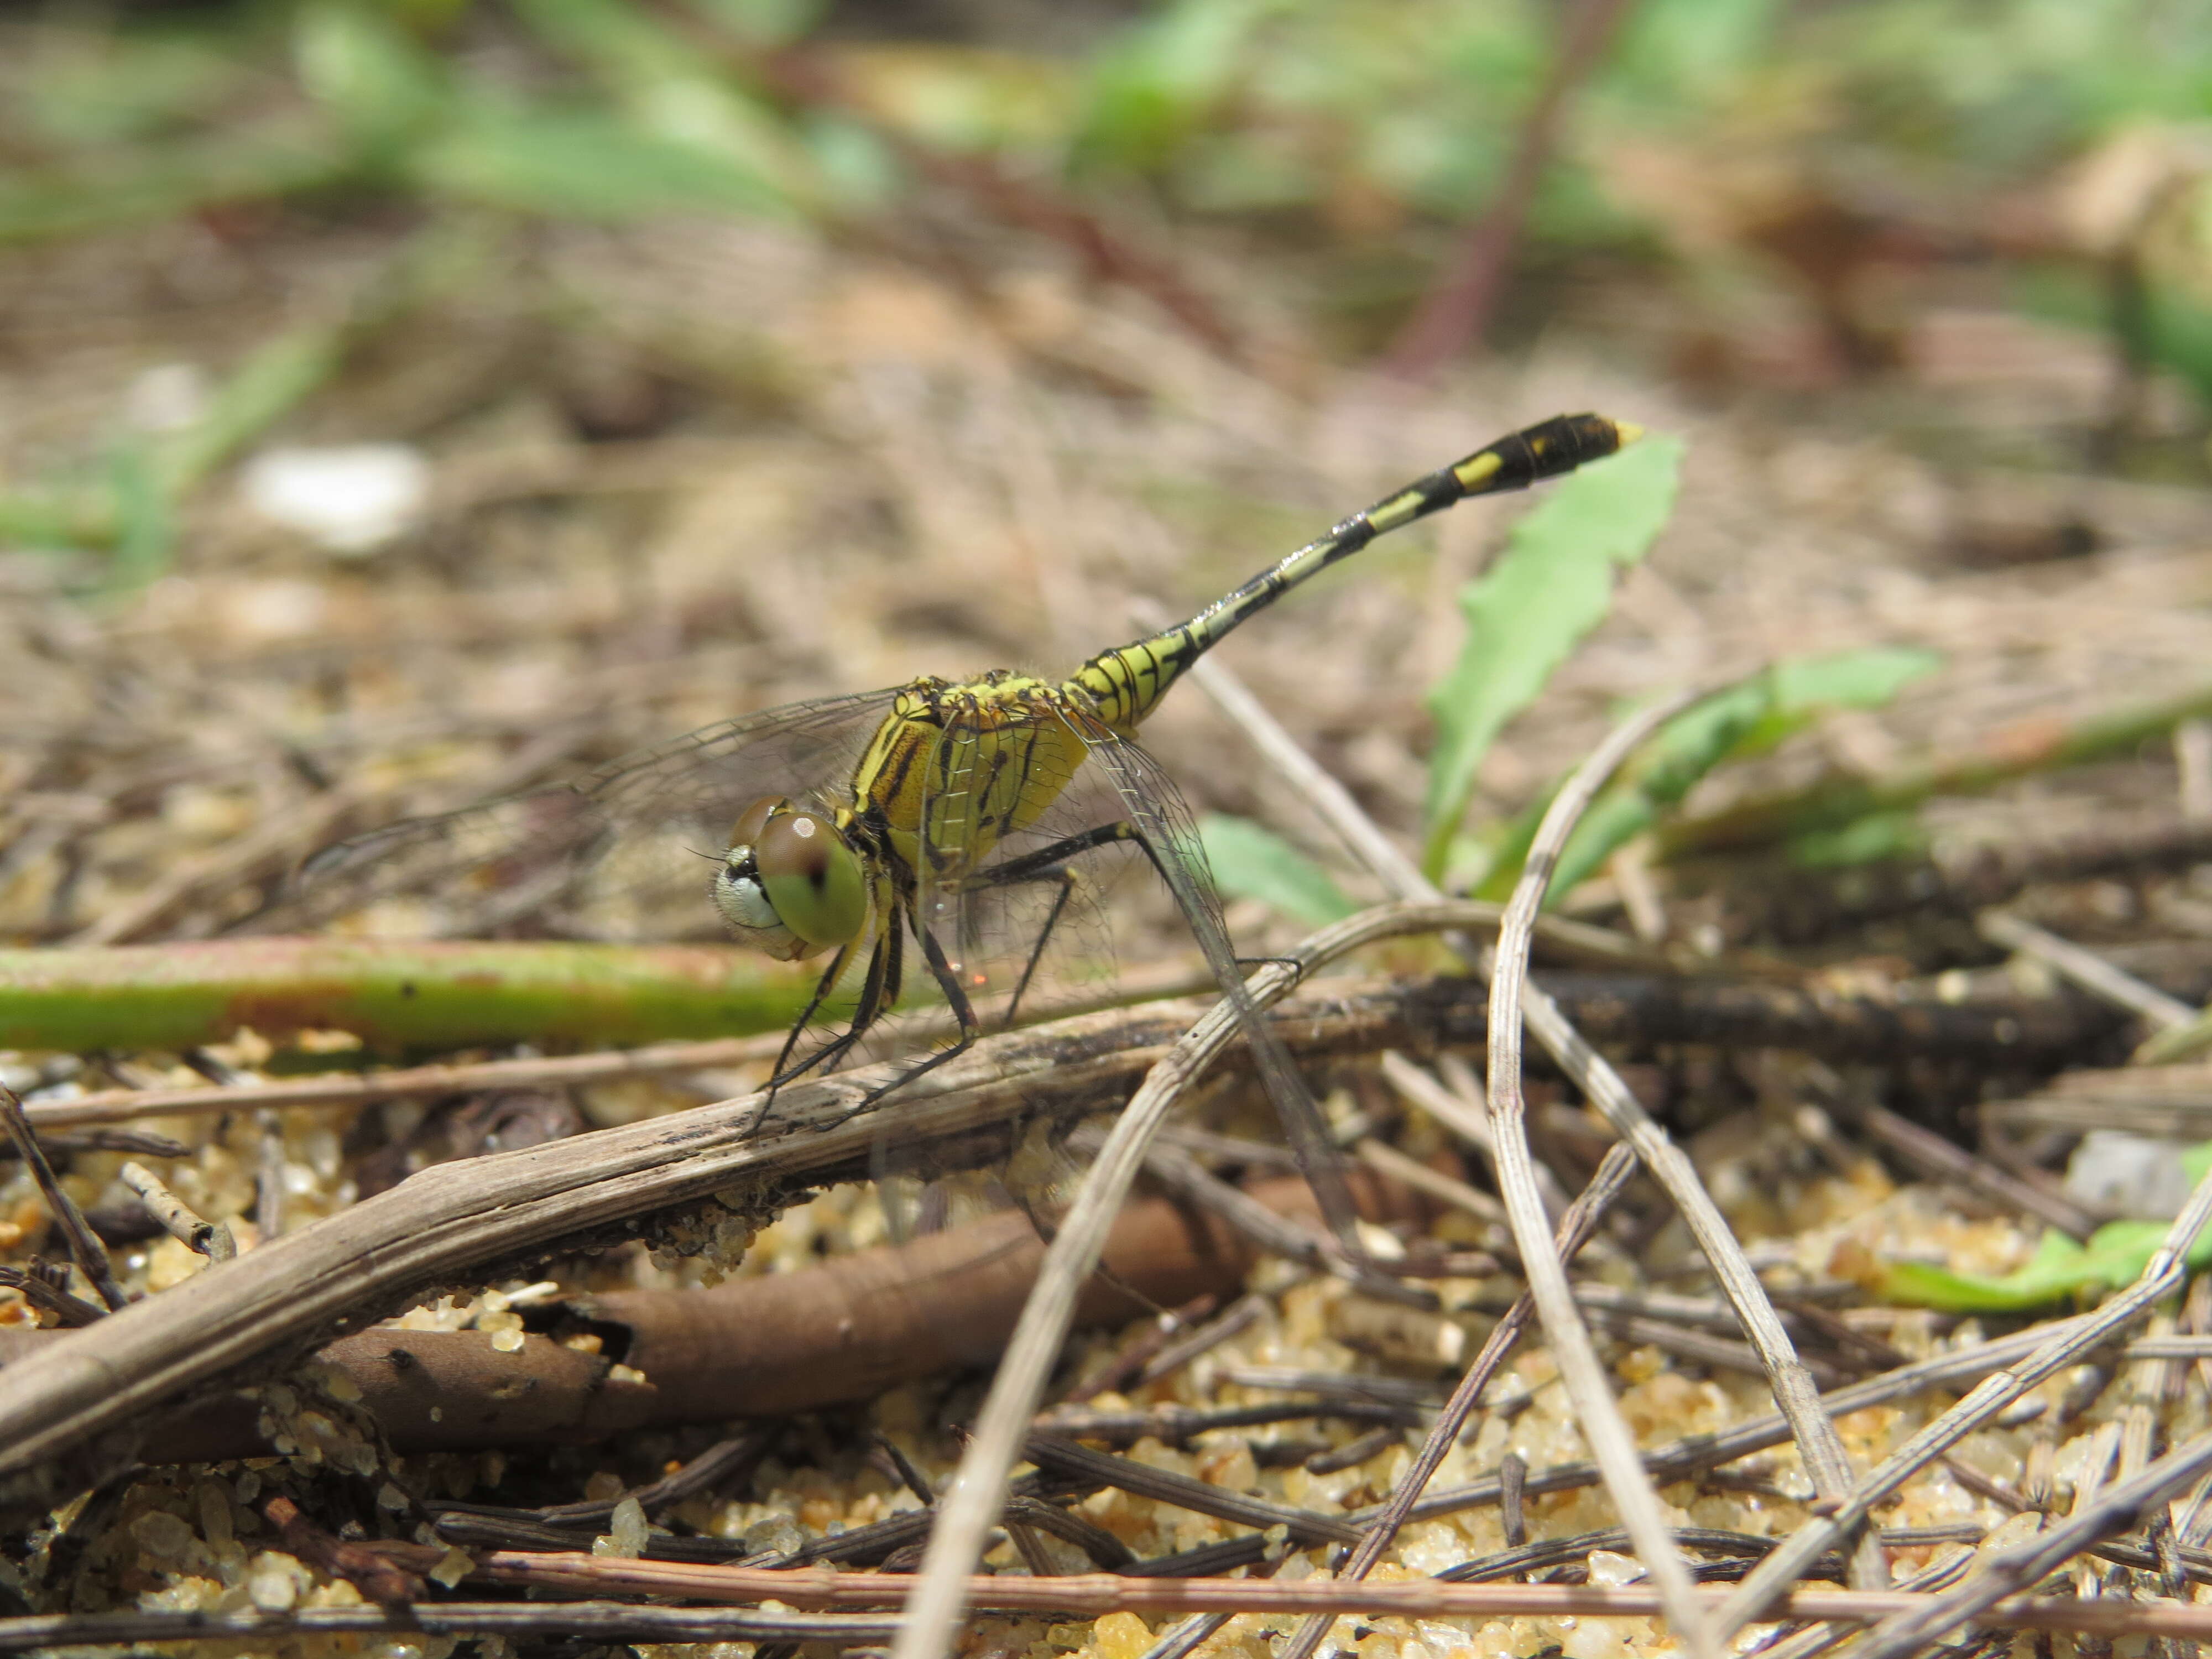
1851, 1422, 2212, 1657
1277, 1139, 1641, 1659
1062, 1293, 1218, 1403
1843, 1096, 2099, 1239
885, 898, 1446, 1659
363, 1546, 2212, 1638
0, 1603, 900, 1653
1978, 907, 2197, 1030
1191, 642, 1875, 1590
20, 1031, 793, 1129
0, 1084, 126, 1311
262, 1494, 426, 1605
0, 1264, 106, 1327
118, 1160, 235, 1261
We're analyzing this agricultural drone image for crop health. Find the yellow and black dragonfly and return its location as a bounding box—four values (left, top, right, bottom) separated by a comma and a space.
302, 413, 1634, 1230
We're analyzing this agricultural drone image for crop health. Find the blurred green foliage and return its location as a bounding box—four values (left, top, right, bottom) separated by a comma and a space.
8, 0, 2210, 241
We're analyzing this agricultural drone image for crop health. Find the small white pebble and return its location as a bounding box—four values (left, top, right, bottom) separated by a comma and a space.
246, 1551, 304, 1610
430, 1546, 473, 1588
241, 444, 429, 553
1584, 1548, 1643, 1587
592, 1497, 650, 1559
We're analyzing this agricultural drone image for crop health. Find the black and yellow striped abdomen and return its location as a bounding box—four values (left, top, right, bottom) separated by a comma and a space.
1068, 411, 1634, 732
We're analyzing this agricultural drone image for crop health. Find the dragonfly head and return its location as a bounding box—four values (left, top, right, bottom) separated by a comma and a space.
713, 797, 867, 962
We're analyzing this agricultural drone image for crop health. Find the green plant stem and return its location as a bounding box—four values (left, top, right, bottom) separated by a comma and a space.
0, 938, 811, 1054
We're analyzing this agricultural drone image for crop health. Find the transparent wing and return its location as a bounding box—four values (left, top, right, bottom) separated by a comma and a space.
1059, 706, 1363, 1250
275, 688, 905, 941
909, 701, 1132, 1027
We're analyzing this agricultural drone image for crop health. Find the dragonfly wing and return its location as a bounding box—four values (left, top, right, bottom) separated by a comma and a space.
280, 688, 905, 941
909, 697, 1129, 1024
1060, 707, 1364, 1250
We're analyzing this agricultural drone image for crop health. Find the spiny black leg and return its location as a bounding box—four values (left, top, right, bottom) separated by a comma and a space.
858, 921, 984, 1107
765, 939, 856, 1097
767, 932, 894, 1102
815, 916, 899, 1079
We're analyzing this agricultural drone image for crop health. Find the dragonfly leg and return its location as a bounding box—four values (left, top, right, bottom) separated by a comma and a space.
857, 922, 983, 1107
766, 920, 899, 1108
972, 820, 1158, 1029
766, 938, 857, 1095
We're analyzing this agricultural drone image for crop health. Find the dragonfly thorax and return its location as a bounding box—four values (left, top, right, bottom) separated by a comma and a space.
712, 796, 867, 962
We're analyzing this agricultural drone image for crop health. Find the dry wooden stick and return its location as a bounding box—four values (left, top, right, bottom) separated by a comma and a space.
118, 1161, 234, 1261
0, 1265, 105, 1328
1851, 1422, 2212, 1657
1276, 1140, 1641, 1659
0, 1603, 899, 1653
22, 1031, 791, 1129
0, 902, 1496, 1498
1716, 1162, 2212, 1635
1843, 1095, 2098, 1238
1478, 687, 1723, 1658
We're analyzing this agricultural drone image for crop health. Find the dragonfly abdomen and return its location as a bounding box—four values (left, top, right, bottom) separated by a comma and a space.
1068, 412, 1632, 731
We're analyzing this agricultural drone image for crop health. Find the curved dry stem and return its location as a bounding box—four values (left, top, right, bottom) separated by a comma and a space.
1481, 686, 1720, 1659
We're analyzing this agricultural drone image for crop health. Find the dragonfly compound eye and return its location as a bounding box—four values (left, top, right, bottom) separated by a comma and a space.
714, 796, 861, 961
755, 808, 866, 950
712, 801, 858, 956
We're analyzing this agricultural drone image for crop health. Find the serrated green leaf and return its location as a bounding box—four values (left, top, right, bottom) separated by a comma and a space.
1422, 434, 1684, 879
1199, 812, 1357, 928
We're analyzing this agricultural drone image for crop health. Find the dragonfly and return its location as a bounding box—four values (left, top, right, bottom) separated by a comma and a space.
301, 412, 1635, 1233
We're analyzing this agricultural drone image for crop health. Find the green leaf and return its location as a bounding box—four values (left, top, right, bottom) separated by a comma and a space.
414, 105, 790, 220
1475, 645, 1943, 901
103, 442, 174, 591
1421, 434, 1684, 879
1882, 1213, 2212, 1313
1199, 812, 1357, 928
1076, 0, 1279, 173
1771, 645, 1944, 712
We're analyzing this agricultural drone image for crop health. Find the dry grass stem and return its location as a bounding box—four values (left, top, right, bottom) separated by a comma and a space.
1979, 906, 2198, 1029
1482, 686, 1724, 1659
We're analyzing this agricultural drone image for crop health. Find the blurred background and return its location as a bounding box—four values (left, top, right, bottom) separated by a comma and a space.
2, 0, 2210, 954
